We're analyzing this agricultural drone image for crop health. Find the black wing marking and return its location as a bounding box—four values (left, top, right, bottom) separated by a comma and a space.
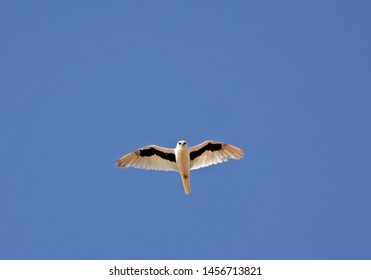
117, 144, 178, 171
139, 147, 176, 162
190, 143, 223, 161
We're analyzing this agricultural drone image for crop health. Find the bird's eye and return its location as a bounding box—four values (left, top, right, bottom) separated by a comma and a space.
178, 142, 181, 145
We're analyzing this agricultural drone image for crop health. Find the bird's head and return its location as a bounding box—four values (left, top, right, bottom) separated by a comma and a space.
176, 140, 188, 148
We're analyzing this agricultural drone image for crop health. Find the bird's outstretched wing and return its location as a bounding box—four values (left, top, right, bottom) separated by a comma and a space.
117, 145, 178, 171
189, 141, 244, 170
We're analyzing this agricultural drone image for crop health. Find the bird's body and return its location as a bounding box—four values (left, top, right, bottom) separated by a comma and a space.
174, 141, 191, 194
116, 140, 244, 194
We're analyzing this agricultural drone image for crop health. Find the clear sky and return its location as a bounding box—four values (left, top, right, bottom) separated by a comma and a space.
1, 1, 370, 260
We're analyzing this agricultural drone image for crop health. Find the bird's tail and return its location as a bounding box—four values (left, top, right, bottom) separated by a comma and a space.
181, 173, 191, 195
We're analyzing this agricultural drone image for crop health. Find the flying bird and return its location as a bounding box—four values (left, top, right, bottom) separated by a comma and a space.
116, 140, 244, 195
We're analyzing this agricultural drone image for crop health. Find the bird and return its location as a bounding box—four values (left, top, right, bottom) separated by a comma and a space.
116, 140, 244, 195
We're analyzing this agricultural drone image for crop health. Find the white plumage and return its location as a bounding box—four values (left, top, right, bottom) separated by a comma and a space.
117, 140, 244, 195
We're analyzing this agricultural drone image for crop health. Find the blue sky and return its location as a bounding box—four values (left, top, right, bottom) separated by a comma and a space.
1, 1, 370, 260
